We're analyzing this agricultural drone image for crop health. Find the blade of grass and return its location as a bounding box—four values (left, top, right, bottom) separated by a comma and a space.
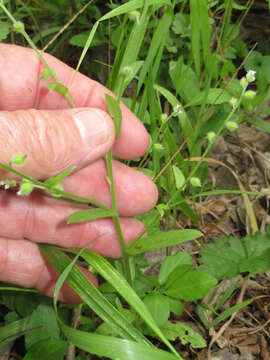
61, 325, 181, 360
63, 248, 179, 357
40, 245, 150, 345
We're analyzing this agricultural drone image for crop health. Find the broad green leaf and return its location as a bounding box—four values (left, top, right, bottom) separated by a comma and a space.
167, 298, 184, 316
199, 233, 270, 280
161, 322, 206, 349
67, 208, 115, 224
172, 165, 185, 190
0, 318, 33, 349
0, 20, 10, 41
126, 229, 202, 255
165, 271, 217, 301
61, 324, 181, 360
25, 302, 60, 350
158, 252, 192, 285
23, 339, 68, 360
143, 293, 170, 328
105, 94, 122, 138
246, 117, 270, 135
186, 88, 232, 106
40, 245, 150, 345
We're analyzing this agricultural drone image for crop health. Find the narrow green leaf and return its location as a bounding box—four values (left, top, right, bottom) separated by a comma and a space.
190, 0, 201, 76
126, 229, 202, 255
40, 245, 150, 345
44, 166, 75, 187
172, 165, 185, 190
210, 298, 255, 327
99, 0, 171, 22
67, 208, 115, 224
0, 318, 37, 349
105, 94, 122, 138
61, 324, 181, 360
66, 248, 179, 356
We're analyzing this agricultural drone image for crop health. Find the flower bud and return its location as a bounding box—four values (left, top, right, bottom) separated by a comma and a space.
121, 66, 132, 77
207, 131, 216, 143
160, 113, 168, 123
17, 181, 33, 196
243, 90, 256, 100
153, 143, 164, 151
229, 97, 238, 109
10, 154, 27, 166
226, 121, 238, 132
128, 10, 140, 23
172, 104, 183, 117
240, 77, 248, 89
190, 177, 201, 187
12, 21, 24, 33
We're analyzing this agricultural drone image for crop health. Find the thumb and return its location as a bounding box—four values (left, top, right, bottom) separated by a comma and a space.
0, 108, 115, 179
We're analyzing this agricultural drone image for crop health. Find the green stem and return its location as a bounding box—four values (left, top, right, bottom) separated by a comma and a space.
0, 3, 75, 108
169, 88, 246, 206
0, 162, 109, 210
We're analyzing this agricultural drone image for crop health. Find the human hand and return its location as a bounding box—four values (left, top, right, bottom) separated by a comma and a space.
0, 44, 158, 302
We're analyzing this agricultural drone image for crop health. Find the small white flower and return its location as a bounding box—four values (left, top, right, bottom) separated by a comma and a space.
172, 104, 183, 117
246, 70, 256, 83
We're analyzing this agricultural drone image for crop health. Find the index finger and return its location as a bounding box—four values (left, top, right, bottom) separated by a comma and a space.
0, 43, 149, 159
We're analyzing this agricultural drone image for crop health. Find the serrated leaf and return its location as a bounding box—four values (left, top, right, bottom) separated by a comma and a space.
164, 271, 217, 301
105, 94, 122, 138
68, 208, 115, 224
127, 229, 202, 255
199, 233, 270, 280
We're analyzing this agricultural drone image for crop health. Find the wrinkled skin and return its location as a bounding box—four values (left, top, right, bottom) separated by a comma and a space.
0, 44, 158, 302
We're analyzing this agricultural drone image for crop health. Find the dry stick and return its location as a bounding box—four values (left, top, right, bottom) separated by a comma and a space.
43, 0, 94, 52
207, 274, 250, 360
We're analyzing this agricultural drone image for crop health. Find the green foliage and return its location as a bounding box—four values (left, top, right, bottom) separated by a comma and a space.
199, 232, 270, 280
0, 0, 269, 359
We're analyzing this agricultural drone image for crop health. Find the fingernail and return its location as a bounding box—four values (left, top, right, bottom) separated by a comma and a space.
73, 108, 110, 148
